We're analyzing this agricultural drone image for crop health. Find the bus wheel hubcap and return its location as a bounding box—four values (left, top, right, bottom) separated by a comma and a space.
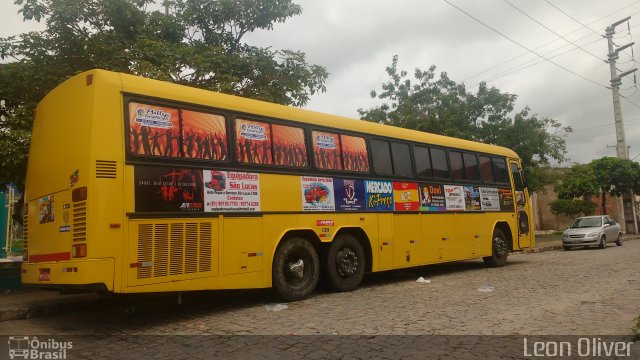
336, 248, 358, 277
494, 237, 507, 257
287, 259, 305, 281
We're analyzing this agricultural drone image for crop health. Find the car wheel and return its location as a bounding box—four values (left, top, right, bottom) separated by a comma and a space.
324, 234, 366, 292
598, 235, 606, 249
615, 233, 623, 246
272, 237, 320, 302
483, 228, 509, 267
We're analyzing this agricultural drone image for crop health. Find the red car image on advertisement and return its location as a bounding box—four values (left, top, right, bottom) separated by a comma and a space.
205, 170, 226, 191
304, 184, 328, 203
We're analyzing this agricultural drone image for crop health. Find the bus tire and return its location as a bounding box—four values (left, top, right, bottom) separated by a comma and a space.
483, 228, 509, 267
325, 234, 366, 292
272, 237, 319, 302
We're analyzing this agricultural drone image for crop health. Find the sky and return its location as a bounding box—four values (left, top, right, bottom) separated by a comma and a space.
2, 0, 640, 165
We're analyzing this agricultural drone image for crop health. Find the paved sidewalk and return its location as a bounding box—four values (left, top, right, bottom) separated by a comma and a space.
1, 234, 638, 323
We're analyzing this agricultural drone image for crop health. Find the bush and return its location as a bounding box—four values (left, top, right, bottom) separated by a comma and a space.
549, 199, 596, 219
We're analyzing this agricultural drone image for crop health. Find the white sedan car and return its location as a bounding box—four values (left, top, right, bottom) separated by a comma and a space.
561, 215, 623, 251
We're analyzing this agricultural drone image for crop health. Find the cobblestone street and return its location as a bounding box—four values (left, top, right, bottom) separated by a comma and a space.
2, 241, 639, 337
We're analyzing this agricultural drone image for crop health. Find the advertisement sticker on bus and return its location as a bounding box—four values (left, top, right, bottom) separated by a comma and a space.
498, 188, 515, 211
134, 166, 204, 212
301, 176, 335, 211
204, 170, 260, 212
464, 186, 482, 211
38, 195, 54, 224
365, 180, 393, 211
128, 103, 181, 158
479, 187, 500, 211
444, 185, 465, 211
419, 184, 447, 211
181, 110, 228, 161
334, 178, 365, 211
393, 182, 419, 211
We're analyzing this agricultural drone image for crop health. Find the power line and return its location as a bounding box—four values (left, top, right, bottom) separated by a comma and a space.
443, 0, 608, 89
471, 33, 604, 87
544, 0, 604, 38
503, 0, 606, 63
462, 1, 640, 83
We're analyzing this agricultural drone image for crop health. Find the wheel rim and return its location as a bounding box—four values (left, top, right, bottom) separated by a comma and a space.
494, 236, 507, 257
618, 235, 623, 243
284, 252, 309, 288
335, 247, 358, 278
602, 236, 606, 247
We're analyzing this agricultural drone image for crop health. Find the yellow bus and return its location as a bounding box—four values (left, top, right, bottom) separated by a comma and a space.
21, 70, 534, 301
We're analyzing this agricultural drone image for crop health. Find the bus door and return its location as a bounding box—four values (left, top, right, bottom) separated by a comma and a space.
509, 161, 532, 249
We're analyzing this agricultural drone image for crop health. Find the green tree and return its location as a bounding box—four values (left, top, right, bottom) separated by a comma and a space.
589, 157, 640, 214
0, 0, 328, 190
358, 55, 572, 192
548, 199, 596, 220
554, 164, 599, 200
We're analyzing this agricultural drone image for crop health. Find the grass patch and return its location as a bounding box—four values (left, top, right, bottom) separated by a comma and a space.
634, 315, 640, 340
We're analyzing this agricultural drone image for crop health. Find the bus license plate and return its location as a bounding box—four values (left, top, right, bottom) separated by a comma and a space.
38, 269, 51, 281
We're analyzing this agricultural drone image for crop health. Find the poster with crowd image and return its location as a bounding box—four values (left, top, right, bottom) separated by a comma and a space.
235, 119, 273, 165
134, 166, 204, 212
128, 102, 181, 158
464, 186, 482, 211
272, 124, 308, 167
340, 135, 369, 172
313, 131, 342, 171
419, 184, 446, 211
181, 110, 228, 161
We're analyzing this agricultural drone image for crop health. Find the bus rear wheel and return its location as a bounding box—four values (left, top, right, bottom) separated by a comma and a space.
324, 234, 366, 292
272, 237, 319, 302
483, 228, 509, 267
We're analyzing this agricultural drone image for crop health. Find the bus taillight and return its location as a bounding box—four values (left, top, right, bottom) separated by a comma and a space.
72, 244, 87, 258
72, 186, 87, 202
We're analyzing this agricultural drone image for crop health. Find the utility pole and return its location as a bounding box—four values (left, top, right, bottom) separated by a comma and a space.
605, 17, 638, 234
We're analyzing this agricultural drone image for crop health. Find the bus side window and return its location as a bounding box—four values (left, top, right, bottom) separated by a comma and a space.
493, 158, 509, 183
312, 131, 342, 171
431, 148, 449, 178
414, 145, 432, 178
463, 153, 479, 181
479, 155, 494, 182
391, 142, 412, 177
371, 139, 393, 176
449, 151, 465, 180
510, 163, 526, 205
340, 134, 369, 172
272, 124, 308, 167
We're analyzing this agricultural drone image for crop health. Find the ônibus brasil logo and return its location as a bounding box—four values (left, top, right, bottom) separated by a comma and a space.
8, 336, 72, 359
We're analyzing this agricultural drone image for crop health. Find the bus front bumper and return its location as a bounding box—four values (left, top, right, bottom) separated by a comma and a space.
21, 258, 114, 292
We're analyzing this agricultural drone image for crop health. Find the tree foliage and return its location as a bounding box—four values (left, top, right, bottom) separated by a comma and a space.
358, 55, 572, 192
0, 0, 328, 190
549, 199, 596, 219
554, 157, 640, 214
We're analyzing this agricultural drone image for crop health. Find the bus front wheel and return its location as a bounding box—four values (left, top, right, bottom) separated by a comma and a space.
325, 234, 366, 292
483, 228, 509, 267
272, 237, 320, 301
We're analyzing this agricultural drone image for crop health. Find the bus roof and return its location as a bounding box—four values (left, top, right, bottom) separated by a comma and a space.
90, 70, 520, 158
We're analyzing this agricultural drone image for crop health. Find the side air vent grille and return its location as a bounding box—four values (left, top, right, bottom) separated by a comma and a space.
23, 213, 28, 257
96, 160, 117, 179
137, 222, 213, 279
72, 201, 87, 242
